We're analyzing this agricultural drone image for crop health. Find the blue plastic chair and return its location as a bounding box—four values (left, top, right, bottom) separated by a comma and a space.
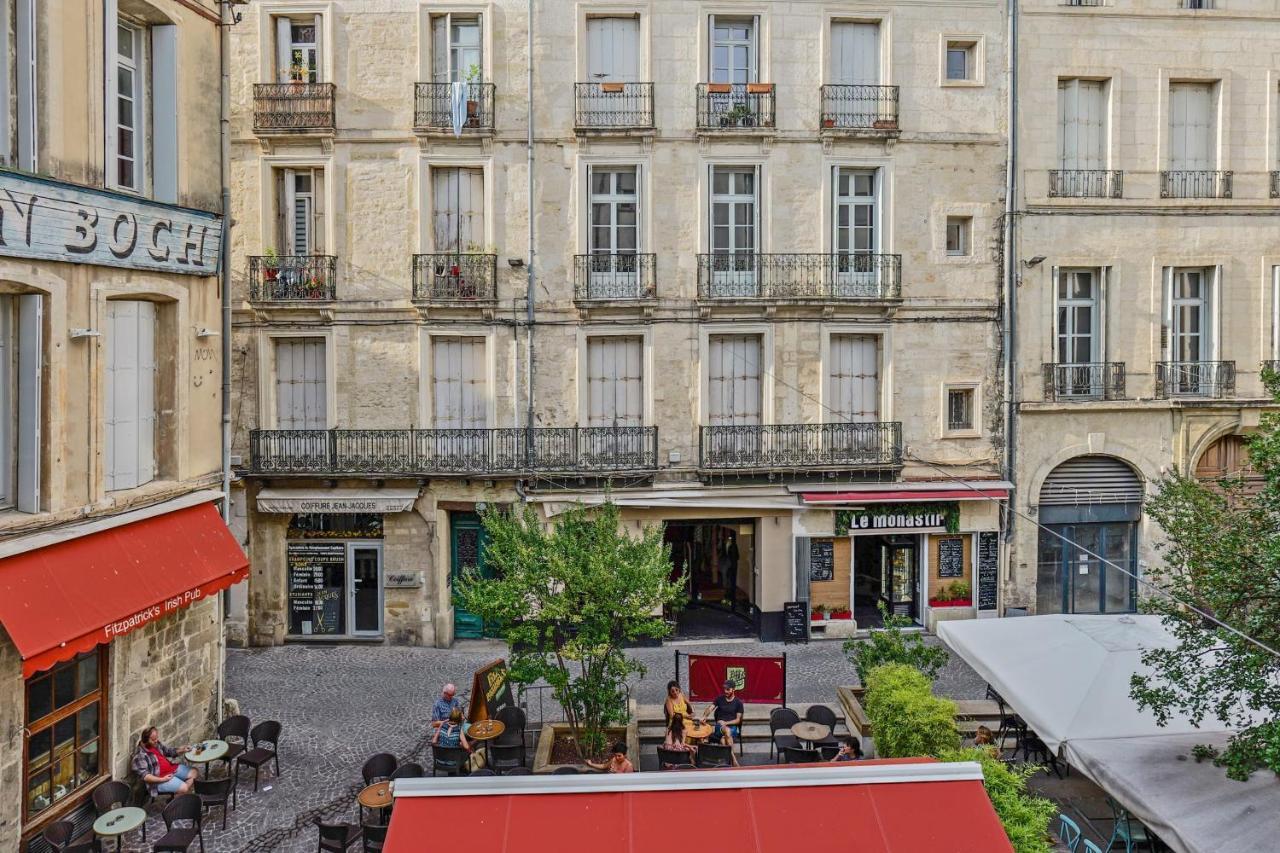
1105, 797, 1151, 852
1084, 841, 1104, 853
1057, 814, 1083, 852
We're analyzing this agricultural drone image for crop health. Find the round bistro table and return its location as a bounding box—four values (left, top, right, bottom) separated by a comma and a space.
358, 780, 394, 825
94, 806, 147, 852
184, 739, 230, 765
467, 719, 506, 770
683, 720, 715, 743
790, 721, 832, 749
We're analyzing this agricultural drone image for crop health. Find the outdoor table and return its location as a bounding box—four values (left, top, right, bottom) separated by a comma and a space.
359, 781, 394, 824
94, 805, 146, 852
683, 720, 714, 743
184, 739, 229, 766
790, 721, 831, 750
468, 718, 506, 768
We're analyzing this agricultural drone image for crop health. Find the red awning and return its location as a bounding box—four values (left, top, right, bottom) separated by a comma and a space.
385, 761, 1012, 853
0, 502, 248, 677
801, 488, 1009, 504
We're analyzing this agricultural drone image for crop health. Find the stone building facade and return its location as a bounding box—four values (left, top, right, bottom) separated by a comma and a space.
227, 0, 1010, 650
0, 1, 244, 849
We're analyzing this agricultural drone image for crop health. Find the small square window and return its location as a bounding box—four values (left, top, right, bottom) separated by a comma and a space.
945, 386, 976, 433
946, 217, 971, 256
946, 41, 976, 81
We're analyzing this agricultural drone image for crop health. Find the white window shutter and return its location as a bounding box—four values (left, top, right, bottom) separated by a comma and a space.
313, 14, 323, 82
709, 335, 761, 425
587, 338, 643, 426
152, 25, 178, 203
829, 335, 879, 423
462, 338, 486, 428
16, 293, 41, 511
276, 16, 292, 82
275, 339, 326, 429
103, 0, 119, 177
15, 0, 36, 171
135, 301, 156, 485
312, 169, 325, 252
431, 15, 448, 83
1161, 267, 1173, 359
433, 338, 460, 428
106, 302, 142, 490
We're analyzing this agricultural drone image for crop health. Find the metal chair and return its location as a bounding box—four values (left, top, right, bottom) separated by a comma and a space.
430, 745, 469, 777
361, 753, 398, 785
1020, 733, 1066, 778
695, 743, 733, 769
803, 705, 841, 749
986, 685, 1027, 754
153, 793, 205, 852
768, 707, 800, 761
657, 746, 696, 770
389, 762, 424, 780
1057, 814, 1083, 852
361, 822, 388, 853
1105, 797, 1152, 852
818, 744, 841, 761
493, 705, 527, 756
236, 720, 282, 793
1083, 842, 1104, 853
41, 821, 76, 850
195, 777, 233, 831
487, 744, 524, 775
316, 820, 361, 853
216, 714, 250, 776
783, 746, 821, 764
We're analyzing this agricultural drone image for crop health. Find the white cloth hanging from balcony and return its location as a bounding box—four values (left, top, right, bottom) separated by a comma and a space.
450, 81, 467, 137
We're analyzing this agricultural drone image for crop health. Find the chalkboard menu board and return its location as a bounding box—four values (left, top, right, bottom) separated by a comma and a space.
938, 537, 965, 578
783, 601, 809, 644
288, 542, 347, 635
809, 540, 835, 582
977, 532, 999, 611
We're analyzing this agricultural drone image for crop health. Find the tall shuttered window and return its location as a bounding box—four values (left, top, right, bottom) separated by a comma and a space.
587, 337, 643, 427
432, 337, 487, 429
827, 335, 879, 423
1058, 79, 1107, 170
277, 168, 325, 256
275, 338, 327, 430
104, 300, 157, 491
276, 16, 322, 82
1168, 82, 1216, 170
707, 335, 762, 426
0, 294, 41, 512
432, 168, 484, 253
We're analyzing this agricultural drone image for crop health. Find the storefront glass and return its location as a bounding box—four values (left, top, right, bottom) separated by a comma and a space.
1036, 522, 1137, 614
287, 514, 383, 637
24, 650, 106, 820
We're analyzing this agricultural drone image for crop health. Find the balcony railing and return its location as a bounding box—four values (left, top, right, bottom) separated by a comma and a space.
1042, 362, 1126, 401
413, 82, 496, 133
696, 253, 901, 301
819, 85, 899, 131
1160, 170, 1232, 199
574, 82, 654, 130
412, 254, 497, 302
1154, 361, 1236, 399
573, 253, 657, 301
1261, 360, 1279, 374
249, 426, 659, 475
249, 255, 337, 302
700, 422, 902, 471
1049, 170, 1124, 199
253, 83, 335, 132
696, 83, 775, 131
1271, 171, 1280, 199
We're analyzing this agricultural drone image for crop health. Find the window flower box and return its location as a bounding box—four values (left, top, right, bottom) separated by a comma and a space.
928, 597, 973, 608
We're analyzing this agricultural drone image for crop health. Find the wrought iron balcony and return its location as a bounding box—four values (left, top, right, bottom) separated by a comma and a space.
248, 426, 659, 475
700, 422, 902, 471
573, 254, 657, 301
1271, 171, 1280, 199
696, 83, 775, 131
412, 254, 497, 302
819, 85, 899, 132
1042, 363, 1126, 401
413, 82, 496, 133
252, 83, 335, 132
574, 82, 654, 130
696, 253, 901, 301
248, 255, 337, 302
1262, 360, 1279, 374
1049, 170, 1124, 199
1154, 361, 1236, 399
1160, 170, 1232, 199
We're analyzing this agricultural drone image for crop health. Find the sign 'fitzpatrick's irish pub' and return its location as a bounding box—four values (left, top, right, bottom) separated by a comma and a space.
0, 170, 222, 275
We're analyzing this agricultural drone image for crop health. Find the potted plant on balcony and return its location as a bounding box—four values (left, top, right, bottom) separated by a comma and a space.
823, 117, 836, 129
721, 103, 754, 128
464, 63, 482, 127
284, 59, 309, 93
811, 604, 827, 622
829, 606, 853, 620
262, 248, 281, 282
872, 117, 899, 131
304, 273, 326, 299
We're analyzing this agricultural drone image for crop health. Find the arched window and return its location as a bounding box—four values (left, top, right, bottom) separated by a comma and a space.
1195, 435, 1262, 495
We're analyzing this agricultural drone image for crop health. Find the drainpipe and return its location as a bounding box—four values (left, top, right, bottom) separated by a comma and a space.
1002, 0, 1019, 549
217, 0, 233, 716
523, 0, 536, 476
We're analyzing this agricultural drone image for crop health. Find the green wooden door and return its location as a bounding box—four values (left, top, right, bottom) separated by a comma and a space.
450, 513, 488, 639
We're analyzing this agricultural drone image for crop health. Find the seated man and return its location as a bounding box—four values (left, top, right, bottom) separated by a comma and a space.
431, 683, 463, 729
132, 726, 199, 797
703, 679, 744, 749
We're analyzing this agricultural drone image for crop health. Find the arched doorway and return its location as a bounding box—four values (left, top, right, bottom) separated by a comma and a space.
1036, 455, 1142, 615
1195, 435, 1264, 496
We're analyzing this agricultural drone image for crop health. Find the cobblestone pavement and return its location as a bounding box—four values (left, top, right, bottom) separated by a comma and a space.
114, 635, 985, 853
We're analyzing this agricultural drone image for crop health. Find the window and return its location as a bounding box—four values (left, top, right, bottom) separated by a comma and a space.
1272, 266, 1280, 362
710, 166, 757, 256
707, 334, 762, 425
104, 300, 157, 491
275, 338, 327, 430
1058, 79, 1107, 170
945, 216, 971, 256
432, 167, 484, 253
112, 21, 144, 191
24, 650, 107, 821
945, 40, 976, 82
287, 518, 383, 637
432, 337, 487, 429
710, 16, 758, 84
277, 168, 325, 255
0, 293, 41, 512
1057, 269, 1101, 364
589, 167, 639, 255
432, 13, 482, 83
944, 386, 977, 433
587, 17, 640, 83
828, 335, 879, 423
15, 0, 36, 171
1168, 82, 1216, 170
830, 22, 879, 85
276, 17, 321, 82
1166, 268, 1212, 362
587, 337, 643, 426
834, 168, 876, 257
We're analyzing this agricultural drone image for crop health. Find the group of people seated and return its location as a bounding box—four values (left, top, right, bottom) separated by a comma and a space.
429, 682, 472, 752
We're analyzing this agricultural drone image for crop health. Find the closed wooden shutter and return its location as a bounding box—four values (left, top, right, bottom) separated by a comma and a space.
15, 0, 36, 171
708, 335, 762, 426
275, 338, 327, 429
1169, 82, 1214, 170
433, 337, 487, 429
1058, 79, 1106, 170
1040, 455, 1143, 506
828, 335, 879, 422
587, 337, 643, 426
830, 22, 879, 85
15, 293, 41, 511
275, 16, 292, 82
105, 301, 156, 491
433, 167, 484, 252
587, 17, 640, 82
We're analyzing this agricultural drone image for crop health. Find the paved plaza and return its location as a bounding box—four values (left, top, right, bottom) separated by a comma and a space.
111, 636, 987, 852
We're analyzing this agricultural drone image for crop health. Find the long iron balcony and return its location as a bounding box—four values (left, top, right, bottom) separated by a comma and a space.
1160, 170, 1232, 199
1154, 361, 1236, 399
248, 427, 659, 475
574, 82, 654, 130
253, 83, 335, 133
413, 82, 496, 134
412, 254, 497, 302
574, 253, 657, 301
1042, 363, 1127, 401
1049, 170, 1124, 199
249, 255, 337, 302
696, 83, 775, 131
699, 422, 902, 471
696, 253, 901, 301
819, 85, 899, 132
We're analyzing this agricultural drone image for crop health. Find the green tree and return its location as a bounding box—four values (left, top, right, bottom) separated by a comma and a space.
455, 502, 684, 758
1130, 369, 1280, 781
941, 748, 1057, 853
845, 602, 950, 684
863, 663, 960, 758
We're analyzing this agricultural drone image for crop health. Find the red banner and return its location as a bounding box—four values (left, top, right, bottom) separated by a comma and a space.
686, 654, 785, 704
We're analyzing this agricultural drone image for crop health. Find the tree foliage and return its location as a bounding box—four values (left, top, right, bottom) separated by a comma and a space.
863, 663, 960, 758
941, 748, 1058, 853
1130, 369, 1280, 780
455, 502, 684, 758
845, 602, 950, 683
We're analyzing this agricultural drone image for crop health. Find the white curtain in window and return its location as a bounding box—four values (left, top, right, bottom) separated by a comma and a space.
105, 300, 157, 491
275, 338, 327, 430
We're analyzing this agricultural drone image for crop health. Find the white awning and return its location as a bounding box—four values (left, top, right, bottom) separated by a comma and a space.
255, 487, 420, 514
